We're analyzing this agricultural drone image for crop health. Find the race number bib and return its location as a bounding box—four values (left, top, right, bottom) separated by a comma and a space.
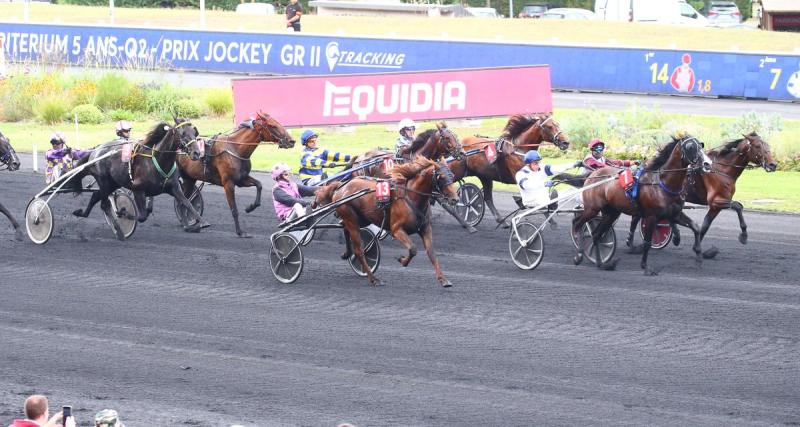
484, 144, 497, 163
382, 157, 395, 173
121, 143, 133, 163
618, 169, 634, 189
376, 181, 391, 202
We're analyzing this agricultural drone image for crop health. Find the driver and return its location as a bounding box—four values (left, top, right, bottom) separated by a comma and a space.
515, 150, 582, 208
583, 139, 639, 172
45, 132, 89, 184
395, 118, 416, 159
114, 120, 133, 141
272, 163, 317, 223
298, 129, 351, 185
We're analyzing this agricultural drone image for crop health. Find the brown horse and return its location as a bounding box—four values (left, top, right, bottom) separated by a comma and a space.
448, 113, 570, 225
625, 132, 777, 252
573, 135, 712, 275
177, 111, 295, 237
315, 158, 459, 287
0, 131, 23, 241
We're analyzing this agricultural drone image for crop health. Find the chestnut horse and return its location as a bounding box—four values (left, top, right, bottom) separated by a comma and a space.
448, 113, 570, 225
625, 132, 777, 252
315, 158, 459, 287
0, 131, 23, 241
177, 112, 295, 237
573, 135, 712, 275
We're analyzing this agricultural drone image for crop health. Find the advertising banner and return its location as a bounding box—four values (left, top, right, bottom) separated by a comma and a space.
232, 66, 552, 126
1, 22, 799, 101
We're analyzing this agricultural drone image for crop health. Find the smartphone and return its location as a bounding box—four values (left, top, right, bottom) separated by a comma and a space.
62, 406, 72, 426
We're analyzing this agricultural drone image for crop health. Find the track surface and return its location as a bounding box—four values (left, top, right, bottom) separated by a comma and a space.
1, 161, 799, 426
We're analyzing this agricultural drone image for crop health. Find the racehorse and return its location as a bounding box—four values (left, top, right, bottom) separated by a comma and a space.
72, 119, 206, 239
625, 132, 777, 252
573, 135, 712, 275
315, 158, 459, 287
177, 111, 295, 238
0, 131, 23, 241
448, 113, 570, 225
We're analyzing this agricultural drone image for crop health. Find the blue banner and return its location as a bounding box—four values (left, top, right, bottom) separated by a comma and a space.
2, 22, 799, 101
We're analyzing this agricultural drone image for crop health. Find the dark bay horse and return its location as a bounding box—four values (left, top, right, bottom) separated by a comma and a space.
73, 119, 205, 239
315, 158, 459, 287
0, 131, 23, 241
573, 135, 712, 275
625, 132, 777, 252
177, 111, 295, 238
448, 113, 570, 225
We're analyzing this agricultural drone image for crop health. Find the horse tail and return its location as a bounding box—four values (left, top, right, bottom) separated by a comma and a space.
313, 182, 339, 208
552, 171, 588, 188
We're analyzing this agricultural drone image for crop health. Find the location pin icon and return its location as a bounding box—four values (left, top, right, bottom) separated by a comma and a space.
325, 42, 340, 72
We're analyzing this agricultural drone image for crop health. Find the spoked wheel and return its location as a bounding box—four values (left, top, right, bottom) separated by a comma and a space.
25, 198, 54, 245
571, 216, 616, 264
640, 218, 673, 250
349, 227, 381, 277
455, 183, 485, 227
508, 220, 545, 270
269, 232, 304, 284
104, 189, 137, 240
174, 185, 204, 225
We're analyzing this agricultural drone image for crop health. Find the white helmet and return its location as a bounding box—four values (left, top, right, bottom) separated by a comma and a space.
115, 120, 132, 132
398, 118, 416, 132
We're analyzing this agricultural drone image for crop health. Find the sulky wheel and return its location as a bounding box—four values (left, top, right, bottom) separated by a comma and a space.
455, 183, 485, 227
349, 227, 381, 277
270, 232, 304, 284
508, 220, 545, 270
571, 217, 616, 265
104, 189, 137, 240
640, 217, 673, 250
174, 185, 204, 225
25, 198, 54, 245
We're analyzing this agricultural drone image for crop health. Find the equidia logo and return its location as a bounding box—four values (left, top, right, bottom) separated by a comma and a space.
323, 80, 467, 121
325, 42, 406, 72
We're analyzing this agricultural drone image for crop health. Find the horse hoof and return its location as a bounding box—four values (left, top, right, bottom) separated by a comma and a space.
245, 205, 258, 214
237, 232, 252, 238
673, 232, 681, 246
183, 225, 202, 233
548, 219, 558, 230
600, 258, 619, 271
440, 279, 453, 288
573, 254, 583, 265
703, 246, 719, 259
467, 226, 478, 234
738, 233, 748, 245
370, 278, 383, 286
644, 268, 658, 276
72, 209, 84, 217
340, 252, 350, 260
199, 221, 211, 229
14, 230, 24, 242
501, 222, 511, 229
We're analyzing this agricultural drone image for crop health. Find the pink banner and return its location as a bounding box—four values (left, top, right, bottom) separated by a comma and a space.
233, 66, 552, 127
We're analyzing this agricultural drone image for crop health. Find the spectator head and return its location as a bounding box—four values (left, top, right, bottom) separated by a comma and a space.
24, 395, 49, 423
94, 409, 125, 427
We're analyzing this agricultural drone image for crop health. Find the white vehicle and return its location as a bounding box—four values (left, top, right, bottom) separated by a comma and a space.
466, 7, 500, 18
594, 0, 706, 25
541, 8, 597, 20
235, 2, 276, 15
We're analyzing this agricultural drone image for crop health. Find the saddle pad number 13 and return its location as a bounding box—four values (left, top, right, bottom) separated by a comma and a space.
484, 144, 497, 163
382, 158, 395, 173
376, 181, 391, 202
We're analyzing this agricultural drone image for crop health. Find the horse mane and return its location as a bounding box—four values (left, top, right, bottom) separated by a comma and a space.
391, 157, 435, 183
142, 121, 171, 147
646, 136, 682, 171
410, 129, 437, 153
501, 114, 541, 140
717, 132, 759, 156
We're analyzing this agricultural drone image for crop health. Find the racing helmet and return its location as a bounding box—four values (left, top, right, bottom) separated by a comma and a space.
49, 132, 66, 145
523, 150, 542, 164
300, 129, 318, 146
588, 139, 605, 152
116, 120, 132, 137
271, 163, 291, 180
398, 118, 416, 132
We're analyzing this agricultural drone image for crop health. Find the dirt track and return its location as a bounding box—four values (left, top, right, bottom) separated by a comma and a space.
1, 164, 799, 426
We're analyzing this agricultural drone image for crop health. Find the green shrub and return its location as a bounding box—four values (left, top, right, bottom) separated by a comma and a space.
121, 85, 148, 113
722, 111, 783, 141
173, 98, 205, 118
204, 88, 233, 116
144, 83, 189, 117
37, 96, 71, 124
108, 109, 137, 121
95, 73, 133, 110
69, 79, 98, 106
71, 104, 105, 124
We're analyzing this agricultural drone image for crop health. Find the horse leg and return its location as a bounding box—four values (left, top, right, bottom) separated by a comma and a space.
674, 211, 711, 262
347, 218, 381, 285
671, 222, 681, 246
572, 211, 596, 265
481, 178, 505, 227
100, 196, 125, 241
626, 215, 639, 247
241, 175, 263, 214
591, 211, 621, 271
72, 190, 105, 218
145, 196, 154, 215
640, 216, 657, 276
222, 178, 249, 238
167, 180, 209, 231
699, 206, 722, 242
391, 227, 417, 267
133, 191, 149, 223
420, 223, 452, 287
731, 201, 748, 244
180, 177, 200, 226
340, 227, 353, 260
438, 196, 478, 233
0, 201, 23, 241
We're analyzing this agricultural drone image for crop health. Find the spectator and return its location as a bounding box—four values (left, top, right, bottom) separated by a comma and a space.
7, 395, 74, 427
94, 409, 125, 427
298, 129, 351, 185
271, 163, 316, 223
285, 0, 303, 32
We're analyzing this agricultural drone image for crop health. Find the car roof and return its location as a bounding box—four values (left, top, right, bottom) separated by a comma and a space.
710, 1, 737, 5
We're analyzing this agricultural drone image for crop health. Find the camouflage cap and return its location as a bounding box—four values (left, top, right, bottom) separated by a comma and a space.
94, 409, 124, 427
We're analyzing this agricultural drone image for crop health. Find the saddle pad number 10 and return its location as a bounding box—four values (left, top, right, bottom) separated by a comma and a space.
382, 158, 395, 173
484, 144, 497, 163
376, 181, 391, 202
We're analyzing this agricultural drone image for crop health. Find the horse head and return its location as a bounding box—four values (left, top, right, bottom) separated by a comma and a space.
741, 133, 777, 172
535, 114, 570, 151
503, 114, 569, 152
174, 117, 203, 161
254, 111, 295, 149
679, 135, 712, 173
432, 161, 459, 205
0, 132, 21, 171
435, 121, 464, 160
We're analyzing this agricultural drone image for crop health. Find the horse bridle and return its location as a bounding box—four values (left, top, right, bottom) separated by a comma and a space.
437, 127, 464, 160
513, 116, 568, 149
253, 114, 291, 146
